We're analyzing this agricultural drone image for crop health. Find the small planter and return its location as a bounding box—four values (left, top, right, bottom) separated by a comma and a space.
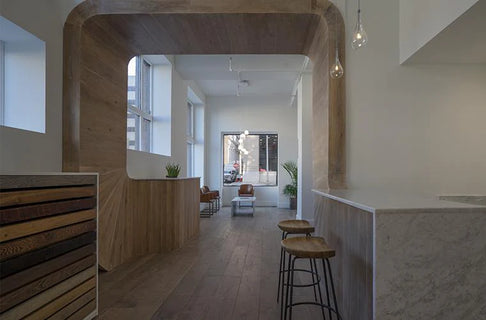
289, 197, 297, 210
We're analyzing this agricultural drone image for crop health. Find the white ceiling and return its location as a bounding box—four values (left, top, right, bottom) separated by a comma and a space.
174, 54, 310, 98
406, 0, 486, 64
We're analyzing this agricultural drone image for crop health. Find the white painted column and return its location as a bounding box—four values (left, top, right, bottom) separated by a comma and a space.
297, 72, 314, 221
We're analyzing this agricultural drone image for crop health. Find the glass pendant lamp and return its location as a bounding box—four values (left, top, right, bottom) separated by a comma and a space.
352, 0, 368, 49
330, 10, 344, 79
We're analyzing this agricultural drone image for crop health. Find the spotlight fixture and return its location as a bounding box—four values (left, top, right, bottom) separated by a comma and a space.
239, 80, 249, 88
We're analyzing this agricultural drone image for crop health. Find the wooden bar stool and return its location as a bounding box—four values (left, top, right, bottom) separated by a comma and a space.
281, 236, 341, 320
277, 220, 315, 307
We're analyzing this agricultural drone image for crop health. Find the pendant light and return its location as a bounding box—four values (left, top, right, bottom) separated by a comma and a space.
330, 9, 344, 79
352, 0, 368, 49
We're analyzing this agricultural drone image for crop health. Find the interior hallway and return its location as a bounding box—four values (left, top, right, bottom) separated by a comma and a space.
98, 207, 324, 320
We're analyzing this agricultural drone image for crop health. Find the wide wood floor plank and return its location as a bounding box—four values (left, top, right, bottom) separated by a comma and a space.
100, 207, 329, 320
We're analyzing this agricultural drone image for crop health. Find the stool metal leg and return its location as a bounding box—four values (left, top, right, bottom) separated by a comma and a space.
313, 259, 326, 319
322, 259, 332, 320
283, 253, 292, 320
288, 256, 297, 320
325, 258, 341, 320
309, 259, 318, 302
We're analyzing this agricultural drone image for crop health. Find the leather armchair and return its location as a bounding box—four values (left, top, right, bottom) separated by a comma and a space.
238, 184, 254, 197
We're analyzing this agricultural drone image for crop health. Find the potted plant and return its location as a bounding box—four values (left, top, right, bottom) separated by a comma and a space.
165, 163, 181, 178
281, 161, 297, 210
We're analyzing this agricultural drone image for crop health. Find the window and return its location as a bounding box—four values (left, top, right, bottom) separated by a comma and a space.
223, 133, 278, 186
186, 101, 195, 177
127, 56, 152, 152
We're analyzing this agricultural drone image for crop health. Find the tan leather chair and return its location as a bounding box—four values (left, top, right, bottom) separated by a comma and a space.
238, 184, 254, 197
202, 186, 220, 210
200, 188, 216, 216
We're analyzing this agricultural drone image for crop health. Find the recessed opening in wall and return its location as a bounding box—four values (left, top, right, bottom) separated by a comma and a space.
0, 17, 46, 133
127, 55, 172, 156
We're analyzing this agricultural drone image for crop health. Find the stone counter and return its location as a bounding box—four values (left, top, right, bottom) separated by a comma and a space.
312, 189, 486, 320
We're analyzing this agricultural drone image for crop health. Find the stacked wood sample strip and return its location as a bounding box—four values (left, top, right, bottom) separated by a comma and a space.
0, 174, 98, 320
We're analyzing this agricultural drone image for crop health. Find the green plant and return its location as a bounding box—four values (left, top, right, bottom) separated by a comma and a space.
165, 163, 181, 178
281, 161, 297, 198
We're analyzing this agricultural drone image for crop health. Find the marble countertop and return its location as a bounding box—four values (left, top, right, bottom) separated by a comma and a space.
312, 189, 486, 213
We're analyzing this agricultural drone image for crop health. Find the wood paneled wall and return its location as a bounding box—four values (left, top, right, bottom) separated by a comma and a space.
314, 195, 373, 320
0, 174, 98, 320
63, 0, 345, 270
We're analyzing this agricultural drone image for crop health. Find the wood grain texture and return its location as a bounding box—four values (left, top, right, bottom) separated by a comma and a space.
0, 175, 96, 190
66, 299, 96, 320
314, 195, 373, 320
0, 220, 96, 261
0, 243, 95, 294
0, 209, 96, 242
46, 288, 96, 320
63, 0, 344, 271
0, 232, 95, 278
0, 267, 96, 320
0, 254, 96, 312
0, 197, 96, 225
0, 186, 96, 208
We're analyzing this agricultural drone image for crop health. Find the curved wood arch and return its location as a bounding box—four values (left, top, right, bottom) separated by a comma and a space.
63, 0, 345, 270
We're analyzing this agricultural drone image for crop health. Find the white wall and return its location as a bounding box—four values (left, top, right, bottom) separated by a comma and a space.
0, 0, 82, 173
399, 0, 479, 63
333, 0, 486, 194
127, 67, 206, 179
297, 73, 314, 220
206, 96, 298, 207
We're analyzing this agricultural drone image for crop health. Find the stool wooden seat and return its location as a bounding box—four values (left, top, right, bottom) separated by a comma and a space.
278, 220, 315, 234
281, 236, 335, 259
280, 236, 342, 320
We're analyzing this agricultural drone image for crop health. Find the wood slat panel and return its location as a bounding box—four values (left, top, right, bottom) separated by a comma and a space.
0, 209, 96, 242
46, 288, 96, 320
0, 232, 96, 278
0, 186, 96, 208
0, 175, 97, 190
1, 243, 95, 294
0, 267, 96, 320
66, 299, 96, 320
0, 255, 96, 312
314, 195, 373, 320
0, 220, 96, 261
0, 197, 96, 225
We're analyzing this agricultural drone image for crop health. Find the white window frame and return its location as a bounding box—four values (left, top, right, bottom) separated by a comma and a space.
0, 40, 5, 125
186, 100, 195, 177
127, 56, 153, 152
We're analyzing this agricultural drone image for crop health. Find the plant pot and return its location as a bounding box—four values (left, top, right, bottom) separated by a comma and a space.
166, 176, 178, 178
289, 197, 297, 210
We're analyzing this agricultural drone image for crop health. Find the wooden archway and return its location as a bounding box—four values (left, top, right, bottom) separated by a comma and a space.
63, 0, 345, 270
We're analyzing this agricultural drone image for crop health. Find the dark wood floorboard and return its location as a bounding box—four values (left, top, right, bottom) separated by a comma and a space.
98, 207, 328, 320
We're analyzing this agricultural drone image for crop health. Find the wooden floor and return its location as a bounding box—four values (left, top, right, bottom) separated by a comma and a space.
98, 207, 327, 320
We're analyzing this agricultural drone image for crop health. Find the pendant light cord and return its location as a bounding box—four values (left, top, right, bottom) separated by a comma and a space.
335, 9, 339, 56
